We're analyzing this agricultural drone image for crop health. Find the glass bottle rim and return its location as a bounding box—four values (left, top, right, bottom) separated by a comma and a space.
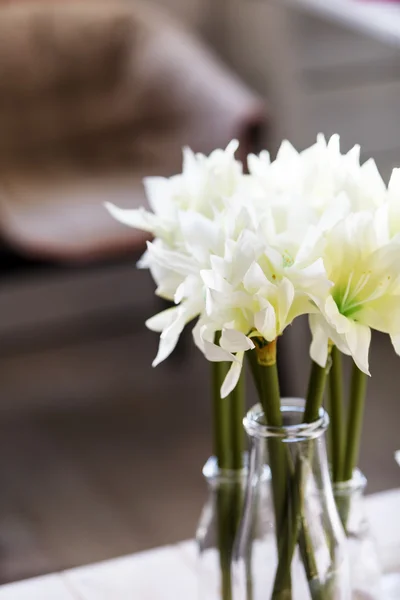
202, 454, 271, 486
332, 468, 367, 495
202, 455, 249, 485
243, 397, 329, 441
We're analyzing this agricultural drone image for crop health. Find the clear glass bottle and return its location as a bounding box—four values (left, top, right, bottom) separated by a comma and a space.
196, 456, 248, 600
333, 470, 382, 600
232, 398, 350, 600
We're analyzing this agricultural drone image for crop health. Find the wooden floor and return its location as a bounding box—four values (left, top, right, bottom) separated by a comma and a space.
0, 361, 212, 585
0, 263, 215, 584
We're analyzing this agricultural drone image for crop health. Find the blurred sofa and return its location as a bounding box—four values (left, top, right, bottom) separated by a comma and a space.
0, 0, 265, 263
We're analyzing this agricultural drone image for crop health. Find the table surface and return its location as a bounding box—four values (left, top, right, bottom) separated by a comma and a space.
289, 0, 400, 47
0, 488, 399, 599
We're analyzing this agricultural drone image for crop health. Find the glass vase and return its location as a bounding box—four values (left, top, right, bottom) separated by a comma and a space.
232, 398, 350, 600
196, 456, 248, 600
333, 470, 382, 600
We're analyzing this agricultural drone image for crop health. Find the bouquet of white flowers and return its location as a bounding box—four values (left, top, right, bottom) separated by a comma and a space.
106, 135, 400, 599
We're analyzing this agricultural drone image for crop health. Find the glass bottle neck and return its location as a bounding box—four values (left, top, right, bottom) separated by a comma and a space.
245, 398, 333, 497
202, 455, 249, 490
244, 397, 329, 443
333, 469, 367, 499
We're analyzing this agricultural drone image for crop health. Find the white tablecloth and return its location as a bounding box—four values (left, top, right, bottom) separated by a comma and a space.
0, 488, 399, 599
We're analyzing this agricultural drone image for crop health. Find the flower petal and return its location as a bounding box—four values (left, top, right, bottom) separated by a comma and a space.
220, 329, 255, 353
143, 177, 174, 218
202, 340, 236, 362
152, 315, 186, 366
344, 321, 371, 375
277, 278, 295, 328
254, 302, 277, 341
146, 307, 177, 333
221, 358, 243, 398
243, 262, 270, 294
105, 203, 159, 234
146, 241, 198, 276
390, 334, 400, 356
178, 210, 220, 261
309, 314, 329, 368
151, 302, 202, 366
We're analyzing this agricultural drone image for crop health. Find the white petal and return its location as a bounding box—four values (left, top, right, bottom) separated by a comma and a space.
317, 193, 350, 232
174, 281, 186, 304
192, 319, 203, 352
243, 262, 269, 294
247, 151, 270, 177
221, 358, 243, 398
193, 319, 219, 353
201, 269, 232, 294
277, 140, 299, 162
210, 255, 230, 279
277, 278, 294, 328
220, 329, 255, 353
105, 203, 159, 233
152, 303, 201, 366
360, 159, 386, 199
346, 144, 360, 165
152, 318, 186, 366
254, 303, 277, 341
309, 314, 329, 368
143, 177, 174, 217
137, 250, 150, 269
324, 296, 350, 334
146, 307, 177, 332
225, 139, 240, 155
152, 334, 181, 367
202, 340, 236, 363
178, 211, 220, 259
388, 167, 400, 193
390, 334, 400, 356
146, 242, 198, 276
327, 133, 340, 153
345, 321, 371, 375
182, 146, 198, 174
174, 275, 202, 305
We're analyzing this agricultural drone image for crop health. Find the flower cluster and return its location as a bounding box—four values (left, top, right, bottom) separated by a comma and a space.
106, 135, 400, 395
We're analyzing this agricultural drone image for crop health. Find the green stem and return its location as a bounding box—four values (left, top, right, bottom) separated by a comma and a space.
211, 333, 247, 600
230, 369, 245, 470
212, 360, 231, 469
247, 348, 263, 398
217, 483, 234, 600
273, 359, 330, 599
254, 339, 292, 597
258, 359, 287, 534
329, 347, 345, 483
343, 363, 368, 482
304, 359, 330, 423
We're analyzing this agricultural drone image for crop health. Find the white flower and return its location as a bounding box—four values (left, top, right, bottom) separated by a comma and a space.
309, 210, 400, 374
105, 133, 400, 383
105, 140, 242, 246
193, 321, 255, 398
143, 203, 261, 366
196, 228, 332, 396
105, 142, 244, 366
247, 134, 386, 217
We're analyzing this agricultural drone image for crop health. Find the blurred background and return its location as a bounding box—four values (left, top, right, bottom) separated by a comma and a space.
0, 0, 399, 585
